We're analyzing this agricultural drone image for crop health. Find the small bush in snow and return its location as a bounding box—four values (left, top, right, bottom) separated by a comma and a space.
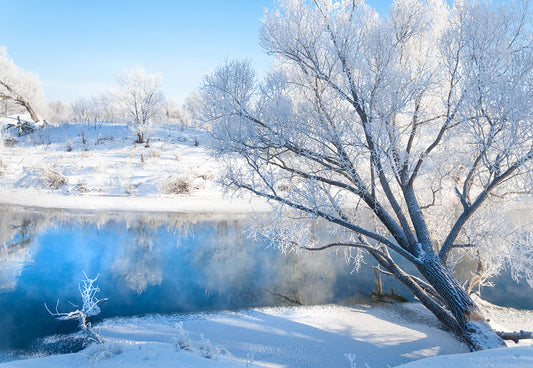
172, 324, 221, 360
75, 180, 90, 193
345, 353, 357, 368
172, 322, 192, 351
162, 176, 191, 195
4, 137, 16, 147
42, 168, 68, 189
82, 342, 123, 363
198, 334, 220, 359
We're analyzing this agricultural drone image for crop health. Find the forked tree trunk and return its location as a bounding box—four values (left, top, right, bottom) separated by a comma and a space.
415, 253, 506, 351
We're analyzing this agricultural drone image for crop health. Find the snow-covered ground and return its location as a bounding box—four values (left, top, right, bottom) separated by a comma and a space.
0, 117, 532, 367
0, 302, 531, 368
0, 117, 269, 213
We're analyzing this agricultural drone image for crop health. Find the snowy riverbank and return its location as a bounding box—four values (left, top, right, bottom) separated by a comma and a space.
0, 119, 272, 213
1, 119, 532, 367
0, 190, 270, 214
1, 303, 531, 368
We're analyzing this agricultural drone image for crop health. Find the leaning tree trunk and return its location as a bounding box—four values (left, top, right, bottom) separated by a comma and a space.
415, 253, 506, 351
16, 97, 39, 122
0, 81, 40, 122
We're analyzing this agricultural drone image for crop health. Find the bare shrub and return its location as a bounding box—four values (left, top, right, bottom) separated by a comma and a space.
4, 137, 16, 147
75, 180, 90, 193
42, 168, 68, 189
162, 176, 191, 195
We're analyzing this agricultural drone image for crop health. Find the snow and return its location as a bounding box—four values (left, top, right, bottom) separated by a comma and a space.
0, 303, 531, 368
397, 347, 532, 368
0, 117, 532, 367
0, 118, 270, 213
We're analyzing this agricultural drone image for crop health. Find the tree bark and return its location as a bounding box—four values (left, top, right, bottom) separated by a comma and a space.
415, 253, 506, 350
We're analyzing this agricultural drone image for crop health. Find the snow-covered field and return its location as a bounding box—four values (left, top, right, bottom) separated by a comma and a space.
0, 117, 532, 367
0, 117, 269, 213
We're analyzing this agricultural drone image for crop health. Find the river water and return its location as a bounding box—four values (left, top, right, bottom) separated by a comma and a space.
0, 204, 531, 358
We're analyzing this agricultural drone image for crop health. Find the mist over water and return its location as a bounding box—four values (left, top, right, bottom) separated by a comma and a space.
0, 204, 531, 358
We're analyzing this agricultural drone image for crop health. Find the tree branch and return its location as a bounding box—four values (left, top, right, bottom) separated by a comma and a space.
497, 330, 532, 343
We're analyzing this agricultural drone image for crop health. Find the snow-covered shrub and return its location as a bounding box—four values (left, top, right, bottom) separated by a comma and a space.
172, 322, 192, 351
345, 353, 357, 368
82, 342, 123, 363
41, 168, 68, 189
162, 176, 191, 195
74, 180, 90, 193
172, 324, 221, 360
344, 353, 371, 368
198, 334, 220, 359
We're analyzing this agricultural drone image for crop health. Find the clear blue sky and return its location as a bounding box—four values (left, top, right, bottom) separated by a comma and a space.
0, 1, 401, 104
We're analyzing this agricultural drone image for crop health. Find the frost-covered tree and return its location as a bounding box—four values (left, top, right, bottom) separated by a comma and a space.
182, 91, 206, 129
0, 47, 43, 122
48, 100, 71, 125
115, 66, 164, 143
70, 97, 93, 124
201, 0, 533, 350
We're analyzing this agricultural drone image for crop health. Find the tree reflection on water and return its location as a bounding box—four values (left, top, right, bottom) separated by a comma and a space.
0, 204, 530, 355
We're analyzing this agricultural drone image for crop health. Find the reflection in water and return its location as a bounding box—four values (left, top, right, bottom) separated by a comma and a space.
112, 224, 162, 294
0, 212, 42, 291
0, 205, 380, 355
0, 204, 531, 358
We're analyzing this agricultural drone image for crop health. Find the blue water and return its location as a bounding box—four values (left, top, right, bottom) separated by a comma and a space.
0, 205, 531, 357
0, 207, 384, 355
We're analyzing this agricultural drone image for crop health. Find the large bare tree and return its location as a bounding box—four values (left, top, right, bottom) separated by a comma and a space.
201, 0, 533, 350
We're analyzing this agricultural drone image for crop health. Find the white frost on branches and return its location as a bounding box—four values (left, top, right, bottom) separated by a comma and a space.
0, 46, 44, 121
45, 272, 108, 345
201, 0, 533, 349
115, 66, 165, 143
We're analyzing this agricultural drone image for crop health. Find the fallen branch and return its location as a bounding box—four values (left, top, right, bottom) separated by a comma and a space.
496, 330, 532, 343
44, 272, 108, 346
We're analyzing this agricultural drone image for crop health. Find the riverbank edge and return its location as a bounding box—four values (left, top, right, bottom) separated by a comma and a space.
0, 190, 272, 214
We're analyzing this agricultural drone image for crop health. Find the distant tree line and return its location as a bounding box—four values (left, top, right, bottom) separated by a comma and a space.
0, 49, 204, 143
